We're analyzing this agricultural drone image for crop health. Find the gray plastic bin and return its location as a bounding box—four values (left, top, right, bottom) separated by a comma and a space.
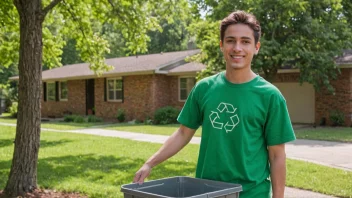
121, 176, 242, 198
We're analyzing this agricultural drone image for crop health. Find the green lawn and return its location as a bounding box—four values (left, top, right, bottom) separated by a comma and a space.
104, 123, 202, 137
0, 113, 16, 124
41, 122, 107, 131
0, 126, 351, 198
0, 113, 107, 130
295, 127, 352, 143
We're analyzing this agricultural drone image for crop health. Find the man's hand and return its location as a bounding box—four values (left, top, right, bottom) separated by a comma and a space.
133, 163, 152, 184
132, 125, 196, 184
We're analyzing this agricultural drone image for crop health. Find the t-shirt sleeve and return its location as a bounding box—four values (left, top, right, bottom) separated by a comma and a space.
264, 96, 296, 146
177, 85, 202, 130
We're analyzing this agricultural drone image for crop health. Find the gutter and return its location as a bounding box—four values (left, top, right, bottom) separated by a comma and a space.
155, 50, 200, 74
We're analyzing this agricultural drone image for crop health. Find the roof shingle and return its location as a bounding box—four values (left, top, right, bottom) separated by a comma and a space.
39, 49, 201, 81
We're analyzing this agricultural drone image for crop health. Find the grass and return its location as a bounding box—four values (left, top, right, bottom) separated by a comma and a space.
286, 159, 352, 197
0, 126, 197, 198
0, 113, 108, 130
104, 123, 202, 137
295, 127, 352, 143
41, 122, 107, 131
0, 126, 351, 198
0, 113, 16, 124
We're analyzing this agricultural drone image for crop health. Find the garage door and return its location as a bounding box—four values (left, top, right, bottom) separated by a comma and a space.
273, 83, 315, 124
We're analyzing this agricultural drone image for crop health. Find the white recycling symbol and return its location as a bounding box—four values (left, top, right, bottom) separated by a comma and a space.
209, 102, 240, 133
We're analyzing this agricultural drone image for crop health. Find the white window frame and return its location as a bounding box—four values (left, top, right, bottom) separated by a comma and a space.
46, 81, 56, 101
106, 78, 123, 102
59, 81, 68, 101
178, 76, 196, 102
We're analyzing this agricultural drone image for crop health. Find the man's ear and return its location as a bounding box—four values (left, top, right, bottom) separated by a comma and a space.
219, 40, 223, 51
255, 41, 261, 55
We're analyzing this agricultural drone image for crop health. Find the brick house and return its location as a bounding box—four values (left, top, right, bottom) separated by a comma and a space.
39, 49, 204, 121
13, 49, 352, 126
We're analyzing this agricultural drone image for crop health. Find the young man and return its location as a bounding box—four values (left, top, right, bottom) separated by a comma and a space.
133, 11, 296, 198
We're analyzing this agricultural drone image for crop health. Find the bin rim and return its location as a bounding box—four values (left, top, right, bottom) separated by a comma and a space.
121, 176, 242, 198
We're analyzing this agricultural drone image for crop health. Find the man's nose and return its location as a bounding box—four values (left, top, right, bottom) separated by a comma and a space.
233, 43, 242, 52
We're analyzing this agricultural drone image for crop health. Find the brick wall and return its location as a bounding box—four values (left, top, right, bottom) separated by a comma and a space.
94, 74, 187, 121
315, 68, 352, 126
169, 76, 186, 109
41, 75, 187, 121
272, 73, 300, 83
95, 75, 155, 121
151, 75, 186, 111
151, 75, 171, 111
42, 80, 86, 118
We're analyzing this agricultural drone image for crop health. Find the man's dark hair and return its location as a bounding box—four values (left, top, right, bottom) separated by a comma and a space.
220, 11, 261, 44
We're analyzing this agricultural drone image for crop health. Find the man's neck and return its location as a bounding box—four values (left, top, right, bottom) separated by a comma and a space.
225, 67, 257, 84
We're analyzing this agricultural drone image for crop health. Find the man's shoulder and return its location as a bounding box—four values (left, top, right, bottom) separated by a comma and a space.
255, 76, 286, 103
256, 76, 281, 94
195, 72, 223, 88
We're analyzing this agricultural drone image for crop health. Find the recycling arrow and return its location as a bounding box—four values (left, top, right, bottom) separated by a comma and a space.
224, 114, 240, 133
209, 111, 224, 129
217, 102, 236, 113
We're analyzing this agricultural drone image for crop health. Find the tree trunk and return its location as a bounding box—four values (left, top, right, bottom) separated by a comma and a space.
4, 0, 44, 197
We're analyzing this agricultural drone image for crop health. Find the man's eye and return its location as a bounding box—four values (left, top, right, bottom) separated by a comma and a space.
243, 40, 250, 44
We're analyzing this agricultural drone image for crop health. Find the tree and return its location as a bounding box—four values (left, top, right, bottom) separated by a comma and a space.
147, 0, 193, 54
0, 0, 188, 196
189, 0, 352, 91
61, 1, 194, 65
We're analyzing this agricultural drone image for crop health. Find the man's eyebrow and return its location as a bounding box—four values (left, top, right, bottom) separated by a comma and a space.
225, 36, 252, 40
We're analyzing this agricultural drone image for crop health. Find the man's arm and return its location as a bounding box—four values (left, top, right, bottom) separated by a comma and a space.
268, 144, 287, 198
133, 125, 196, 184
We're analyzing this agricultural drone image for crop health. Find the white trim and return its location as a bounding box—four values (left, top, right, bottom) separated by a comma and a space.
339, 64, 352, 68
178, 76, 196, 102
59, 81, 68, 101
167, 71, 200, 76
46, 81, 56, 101
38, 71, 154, 82
155, 50, 200, 74
106, 77, 123, 102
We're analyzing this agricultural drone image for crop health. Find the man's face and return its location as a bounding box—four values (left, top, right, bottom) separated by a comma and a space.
220, 24, 260, 71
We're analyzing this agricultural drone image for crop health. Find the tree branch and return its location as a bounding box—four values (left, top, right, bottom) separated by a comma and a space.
107, 0, 129, 28
42, 0, 63, 16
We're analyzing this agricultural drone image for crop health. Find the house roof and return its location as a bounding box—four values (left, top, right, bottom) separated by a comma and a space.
16, 49, 202, 81
336, 50, 352, 65
10, 49, 352, 81
168, 62, 206, 74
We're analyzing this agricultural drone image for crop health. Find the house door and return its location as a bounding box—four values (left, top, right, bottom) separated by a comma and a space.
86, 79, 95, 115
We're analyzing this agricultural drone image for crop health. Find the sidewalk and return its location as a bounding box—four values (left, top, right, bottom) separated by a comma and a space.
2, 123, 348, 198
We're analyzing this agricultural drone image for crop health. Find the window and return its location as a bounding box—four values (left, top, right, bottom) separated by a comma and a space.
179, 77, 196, 101
46, 82, 56, 101
107, 78, 123, 101
59, 81, 68, 101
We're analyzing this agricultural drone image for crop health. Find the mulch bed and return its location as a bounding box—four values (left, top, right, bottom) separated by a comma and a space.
0, 189, 87, 198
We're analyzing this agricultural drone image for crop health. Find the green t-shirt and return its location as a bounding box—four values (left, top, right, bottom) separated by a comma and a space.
177, 71, 296, 198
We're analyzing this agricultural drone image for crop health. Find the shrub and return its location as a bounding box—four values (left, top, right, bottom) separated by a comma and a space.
73, 115, 85, 123
64, 114, 76, 122
329, 110, 345, 126
144, 116, 153, 125
9, 102, 18, 118
116, 109, 125, 122
87, 115, 103, 122
154, 106, 180, 125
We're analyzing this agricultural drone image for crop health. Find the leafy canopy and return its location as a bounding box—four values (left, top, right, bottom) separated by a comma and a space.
0, 0, 190, 75
189, 0, 352, 92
